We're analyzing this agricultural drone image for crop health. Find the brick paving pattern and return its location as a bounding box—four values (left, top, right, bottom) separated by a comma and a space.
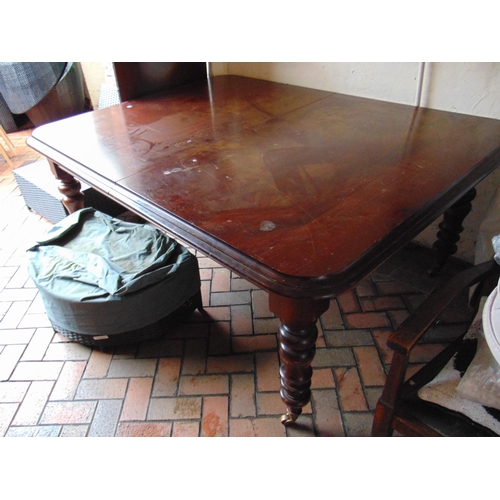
0, 130, 475, 437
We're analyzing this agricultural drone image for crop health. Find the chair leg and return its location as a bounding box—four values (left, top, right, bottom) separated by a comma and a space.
0, 125, 15, 150
372, 401, 396, 437
193, 289, 204, 311
371, 351, 409, 437
0, 142, 14, 168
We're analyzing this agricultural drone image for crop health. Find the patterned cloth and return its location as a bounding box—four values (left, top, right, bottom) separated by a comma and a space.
0, 62, 68, 114
0, 92, 16, 131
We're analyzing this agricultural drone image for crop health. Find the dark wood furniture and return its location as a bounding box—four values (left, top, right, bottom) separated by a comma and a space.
26, 75, 500, 425
113, 62, 207, 102
372, 259, 500, 436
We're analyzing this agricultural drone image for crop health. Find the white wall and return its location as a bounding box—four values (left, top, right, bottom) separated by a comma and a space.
213, 62, 422, 105
423, 63, 500, 118
80, 62, 106, 107
211, 62, 500, 262
80, 62, 117, 109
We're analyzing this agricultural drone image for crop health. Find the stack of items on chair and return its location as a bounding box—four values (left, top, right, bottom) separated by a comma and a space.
373, 234, 500, 437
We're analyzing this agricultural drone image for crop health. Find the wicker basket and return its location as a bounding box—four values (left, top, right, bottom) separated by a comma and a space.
14, 158, 125, 223
51, 291, 202, 348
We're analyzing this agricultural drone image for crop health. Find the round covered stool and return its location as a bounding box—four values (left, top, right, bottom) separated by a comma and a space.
27, 208, 202, 347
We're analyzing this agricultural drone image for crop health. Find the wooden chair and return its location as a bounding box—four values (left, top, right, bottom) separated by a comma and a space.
0, 124, 14, 167
372, 259, 500, 437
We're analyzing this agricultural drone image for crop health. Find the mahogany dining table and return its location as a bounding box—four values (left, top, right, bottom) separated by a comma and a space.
27, 75, 500, 425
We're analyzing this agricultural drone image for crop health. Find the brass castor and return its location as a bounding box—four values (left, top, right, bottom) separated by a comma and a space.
280, 412, 299, 426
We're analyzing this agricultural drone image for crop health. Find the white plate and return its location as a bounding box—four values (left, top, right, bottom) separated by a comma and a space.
483, 286, 500, 364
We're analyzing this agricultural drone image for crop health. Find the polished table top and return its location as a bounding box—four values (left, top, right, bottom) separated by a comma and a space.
27, 75, 500, 424
28, 75, 500, 299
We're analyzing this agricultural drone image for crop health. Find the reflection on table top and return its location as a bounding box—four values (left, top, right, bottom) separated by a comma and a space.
28, 75, 500, 298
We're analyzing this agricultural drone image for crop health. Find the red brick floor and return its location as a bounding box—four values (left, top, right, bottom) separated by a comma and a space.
0, 129, 475, 437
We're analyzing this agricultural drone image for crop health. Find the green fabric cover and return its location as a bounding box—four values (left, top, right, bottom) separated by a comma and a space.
27, 208, 200, 337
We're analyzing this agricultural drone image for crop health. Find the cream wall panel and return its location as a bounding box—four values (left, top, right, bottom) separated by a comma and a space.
423, 62, 500, 118
224, 62, 422, 105
80, 62, 106, 108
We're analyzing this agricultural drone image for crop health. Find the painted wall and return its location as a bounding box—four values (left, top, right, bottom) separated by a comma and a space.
212, 62, 423, 105
211, 62, 500, 262
80, 62, 105, 106
80, 62, 117, 109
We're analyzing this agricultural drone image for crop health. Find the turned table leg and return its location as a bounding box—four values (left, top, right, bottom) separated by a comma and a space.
269, 293, 330, 425
430, 188, 476, 275
48, 159, 85, 214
